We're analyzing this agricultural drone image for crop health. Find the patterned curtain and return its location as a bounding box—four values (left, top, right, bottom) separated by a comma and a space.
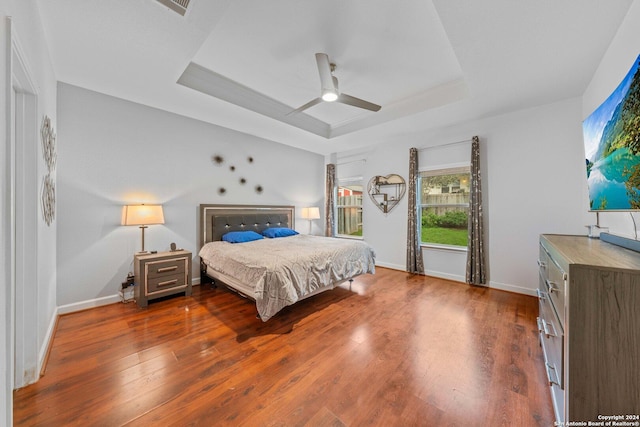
406, 148, 424, 274
325, 164, 336, 237
466, 136, 487, 285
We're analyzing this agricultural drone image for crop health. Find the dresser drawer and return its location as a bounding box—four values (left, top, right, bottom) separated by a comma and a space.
538, 241, 566, 425
539, 243, 566, 325
538, 285, 564, 389
146, 257, 187, 278
538, 287, 565, 425
548, 371, 565, 426
537, 271, 549, 319
538, 244, 550, 281
546, 256, 566, 323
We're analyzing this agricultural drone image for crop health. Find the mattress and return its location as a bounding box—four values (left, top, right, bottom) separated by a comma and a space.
199, 234, 376, 320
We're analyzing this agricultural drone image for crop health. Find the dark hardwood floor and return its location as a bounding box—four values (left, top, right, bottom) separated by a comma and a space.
13, 267, 553, 426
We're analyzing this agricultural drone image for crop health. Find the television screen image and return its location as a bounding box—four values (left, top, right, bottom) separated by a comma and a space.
583, 54, 640, 211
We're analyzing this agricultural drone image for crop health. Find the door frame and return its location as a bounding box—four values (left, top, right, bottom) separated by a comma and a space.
6, 15, 40, 392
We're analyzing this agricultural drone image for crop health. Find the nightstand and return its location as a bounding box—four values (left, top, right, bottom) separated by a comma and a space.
133, 250, 192, 307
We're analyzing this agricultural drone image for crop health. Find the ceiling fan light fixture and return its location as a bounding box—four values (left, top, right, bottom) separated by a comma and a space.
288, 53, 381, 115
322, 91, 338, 102
322, 75, 340, 102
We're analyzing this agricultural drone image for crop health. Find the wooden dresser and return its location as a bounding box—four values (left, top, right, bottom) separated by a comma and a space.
134, 250, 192, 307
538, 234, 640, 424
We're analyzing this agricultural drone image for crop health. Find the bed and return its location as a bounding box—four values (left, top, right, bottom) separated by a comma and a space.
198, 204, 376, 321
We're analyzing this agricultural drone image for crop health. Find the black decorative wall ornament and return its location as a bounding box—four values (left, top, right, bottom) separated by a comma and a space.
211, 153, 261, 195
212, 155, 224, 165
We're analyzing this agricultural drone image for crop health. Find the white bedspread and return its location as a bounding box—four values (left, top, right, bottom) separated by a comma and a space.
199, 235, 376, 321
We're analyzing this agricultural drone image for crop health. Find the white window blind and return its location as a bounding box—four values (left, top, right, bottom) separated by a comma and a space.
418, 140, 471, 171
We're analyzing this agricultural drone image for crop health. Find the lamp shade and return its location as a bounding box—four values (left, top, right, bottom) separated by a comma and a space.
122, 204, 165, 226
300, 207, 320, 220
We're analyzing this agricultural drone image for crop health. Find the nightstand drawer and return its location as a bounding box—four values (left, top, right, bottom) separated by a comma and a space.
146, 258, 186, 279
147, 271, 188, 294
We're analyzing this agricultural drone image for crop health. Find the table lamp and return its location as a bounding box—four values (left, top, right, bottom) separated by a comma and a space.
122, 204, 164, 253
300, 207, 320, 235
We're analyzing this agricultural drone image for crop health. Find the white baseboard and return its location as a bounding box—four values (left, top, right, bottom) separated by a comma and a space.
57, 294, 121, 315
38, 307, 59, 374
420, 270, 536, 297
374, 261, 405, 271
57, 280, 203, 317
424, 269, 465, 283
488, 280, 536, 296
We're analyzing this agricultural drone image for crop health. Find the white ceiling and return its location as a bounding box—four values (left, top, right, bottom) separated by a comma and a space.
36, 0, 633, 155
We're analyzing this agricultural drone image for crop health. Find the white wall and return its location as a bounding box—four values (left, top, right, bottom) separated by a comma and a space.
1, 0, 58, 423
56, 83, 324, 308
583, 0, 640, 238
334, 96, 592, 295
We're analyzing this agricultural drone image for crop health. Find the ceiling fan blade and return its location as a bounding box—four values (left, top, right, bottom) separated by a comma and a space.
286, 97, 323, 115
315, 53, 336, 93
337, 93, 382, 112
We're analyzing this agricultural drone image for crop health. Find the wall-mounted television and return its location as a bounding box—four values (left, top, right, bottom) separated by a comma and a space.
583, 54, 640, 211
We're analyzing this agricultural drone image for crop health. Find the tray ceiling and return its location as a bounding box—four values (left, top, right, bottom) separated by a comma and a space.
36, 0, 633, 154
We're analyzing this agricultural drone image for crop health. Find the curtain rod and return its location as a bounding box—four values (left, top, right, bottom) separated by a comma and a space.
417, 138, 473, 151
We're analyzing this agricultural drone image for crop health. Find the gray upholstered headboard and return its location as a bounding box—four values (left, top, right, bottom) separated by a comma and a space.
199, 204, 295, 248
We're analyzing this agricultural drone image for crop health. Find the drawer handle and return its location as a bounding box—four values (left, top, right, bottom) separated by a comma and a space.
546, 279, 560, 294
158, 266, 178, 273
158, 279, 178, 287
537, 259, 547, 269
543, 319, 557, 338
537, 316, 557, 338
536, 289, 547, 301
545, 362, 561, 387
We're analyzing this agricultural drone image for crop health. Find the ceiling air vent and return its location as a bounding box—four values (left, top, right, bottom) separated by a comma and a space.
155, 0, 190, 16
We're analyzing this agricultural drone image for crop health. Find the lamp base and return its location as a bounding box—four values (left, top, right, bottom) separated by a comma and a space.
139, 225, 148, 253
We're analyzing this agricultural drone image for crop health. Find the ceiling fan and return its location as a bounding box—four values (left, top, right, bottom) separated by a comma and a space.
287, 53, 382, 115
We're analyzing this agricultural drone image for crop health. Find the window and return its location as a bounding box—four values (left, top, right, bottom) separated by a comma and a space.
336, 178, 363, 238
418, 166, 470, 247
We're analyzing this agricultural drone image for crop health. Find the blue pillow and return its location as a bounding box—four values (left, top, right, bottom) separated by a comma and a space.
222, 231, 264, 243
262, 227, 299, 238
